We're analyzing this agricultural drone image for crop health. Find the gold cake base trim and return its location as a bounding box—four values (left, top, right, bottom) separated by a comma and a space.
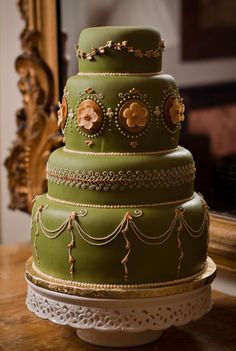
25, 257, 216, 299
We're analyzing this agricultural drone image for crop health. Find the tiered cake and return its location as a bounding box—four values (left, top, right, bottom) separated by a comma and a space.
30, 27, 209, 292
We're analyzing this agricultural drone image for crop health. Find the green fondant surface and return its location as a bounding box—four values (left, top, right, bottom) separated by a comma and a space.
31, 193, 208, 285
78, 26, 162, 73
30, 26, 209, 289
47, 146, 194, 205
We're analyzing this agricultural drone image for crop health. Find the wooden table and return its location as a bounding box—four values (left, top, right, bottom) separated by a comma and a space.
0, 244, 236, 351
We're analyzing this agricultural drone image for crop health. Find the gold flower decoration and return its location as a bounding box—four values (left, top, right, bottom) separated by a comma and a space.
57, 96, 68, 129
169, 98, 185, 124
124, 102, 148, 127
78, 107, 98, 129
164, 96, 185, 130
77, 100, 103, 133
119, 100, 149, 133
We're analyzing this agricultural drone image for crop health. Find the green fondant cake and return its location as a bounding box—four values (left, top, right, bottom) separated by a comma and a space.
31, 27, 209, 290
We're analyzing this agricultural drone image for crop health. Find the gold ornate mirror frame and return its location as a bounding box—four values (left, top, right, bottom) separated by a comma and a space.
5, 0, 63, 213
5, 0, 236, 272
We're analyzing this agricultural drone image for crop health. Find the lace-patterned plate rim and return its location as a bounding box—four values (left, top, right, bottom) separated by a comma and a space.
25, 282, 213, 343
25, 256, 216, 299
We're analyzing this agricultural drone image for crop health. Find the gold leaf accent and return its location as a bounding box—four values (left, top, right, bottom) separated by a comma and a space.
154, 105, 161, 117
84, 87, 94, 94
106, 107, 114, 118
98, 46, 105, 54
85, 140, 94, 147
134, 49, 143, 58
129, 88, 140, 95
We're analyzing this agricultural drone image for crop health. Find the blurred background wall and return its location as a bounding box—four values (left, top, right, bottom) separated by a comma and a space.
62, 0, 236, 85
0, 0, 29, 244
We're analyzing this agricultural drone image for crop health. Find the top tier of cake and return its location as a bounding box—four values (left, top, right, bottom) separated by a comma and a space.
76, 26, 163, 73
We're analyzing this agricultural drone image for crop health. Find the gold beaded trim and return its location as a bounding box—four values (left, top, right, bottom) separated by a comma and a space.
26, 257, 216, 298
77, 71, 162, 76
63, 146, 179, 156
27, 256, 210, 291
75, 39, 165, 61
46, 163, 196, 191
46, 193, 195, 208
32, 260, 206, 288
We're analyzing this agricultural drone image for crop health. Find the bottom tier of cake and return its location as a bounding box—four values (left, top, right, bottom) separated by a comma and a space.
31, 192, 209, 287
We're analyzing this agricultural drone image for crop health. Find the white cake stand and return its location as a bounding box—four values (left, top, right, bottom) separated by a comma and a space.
25, 257, 216, 347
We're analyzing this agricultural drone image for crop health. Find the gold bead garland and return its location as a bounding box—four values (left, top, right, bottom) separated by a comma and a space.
75, 39, 165, 61
31, 198, 209, 282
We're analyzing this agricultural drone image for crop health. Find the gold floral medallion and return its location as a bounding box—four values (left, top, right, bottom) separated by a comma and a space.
77, 99, 103, 134
119, 99, 149, 134
164, 96, 185, 130
57, 96, 68, 129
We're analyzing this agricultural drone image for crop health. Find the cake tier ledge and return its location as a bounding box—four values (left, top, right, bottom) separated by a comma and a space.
46, 146, 195, 206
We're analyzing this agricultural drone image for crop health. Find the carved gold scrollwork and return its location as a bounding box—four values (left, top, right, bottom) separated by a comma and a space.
4, 0, 63, 213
